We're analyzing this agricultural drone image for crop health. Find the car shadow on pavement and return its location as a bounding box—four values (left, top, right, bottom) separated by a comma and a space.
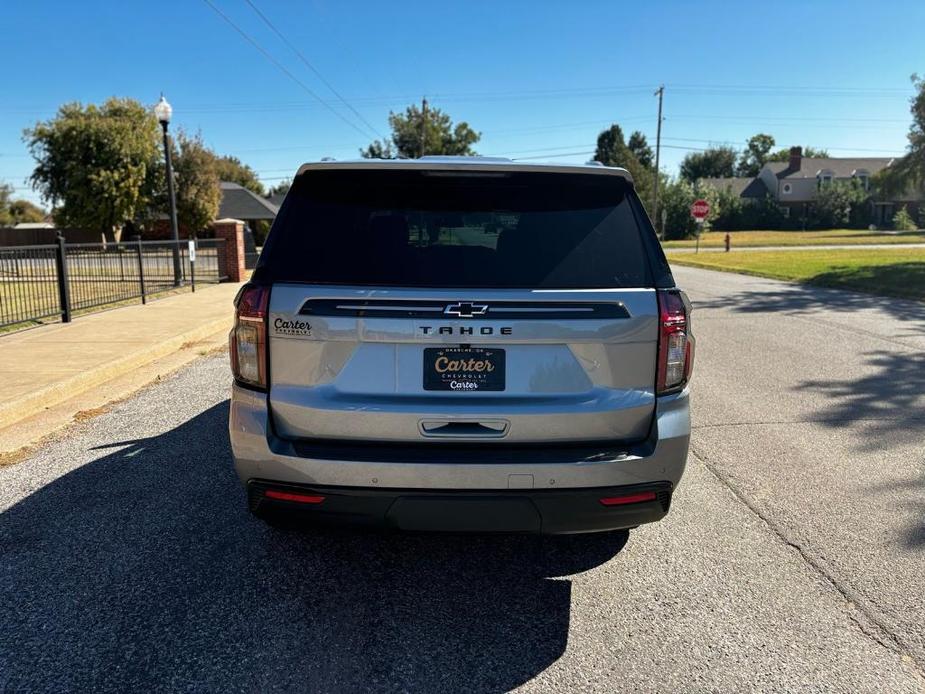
0, 401, 628, 693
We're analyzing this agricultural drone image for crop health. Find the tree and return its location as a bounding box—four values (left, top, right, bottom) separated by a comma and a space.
25, 98, 160, 236
627, 131, 653, 169
362, 140, 394, 159
0, 184, 44, 226
876, 75, 925, 196
736, 133, 776, 177
594, 124, 631, 167
808, 180, 867, 229
8, 199, 45, 224
892, 205, 917, 231
767, 145, 829, 162
660, 178, 699, 239
0, 183, 12, 226
171, 131, 221, 233
361, 103, 480, 159
593, 124, 659, 211
679, 146, 737, 182
267, 180, 290, 197
215, 155, 264, 196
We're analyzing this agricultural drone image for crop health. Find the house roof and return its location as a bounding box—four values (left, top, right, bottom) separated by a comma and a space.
767, 157, 894, 180
218, 181, 279, 221
267, 192, 287, 208
699, 177, 769, 198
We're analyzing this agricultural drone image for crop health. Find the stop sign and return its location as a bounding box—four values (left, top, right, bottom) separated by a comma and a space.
691, 199, 710, 220
691, 199, 710, 222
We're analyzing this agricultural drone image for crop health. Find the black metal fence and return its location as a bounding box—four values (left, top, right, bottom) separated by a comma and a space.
0, 237, 227, 331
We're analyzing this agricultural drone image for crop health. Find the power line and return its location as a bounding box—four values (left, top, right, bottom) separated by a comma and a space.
199, 0, 371, 140
241, 0, 384, 140
0, 79, 915, 117
669, 113, 907, 124
667, 82, 909, 96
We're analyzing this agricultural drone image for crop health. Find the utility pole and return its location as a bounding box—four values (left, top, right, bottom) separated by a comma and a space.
420, 97, 428, 158
652, 85, 664, 236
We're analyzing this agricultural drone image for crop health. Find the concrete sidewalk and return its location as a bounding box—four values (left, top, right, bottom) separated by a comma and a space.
0, 282, 241, 433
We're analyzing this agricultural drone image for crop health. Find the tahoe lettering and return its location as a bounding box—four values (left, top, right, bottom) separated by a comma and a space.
420, 326, 513, 335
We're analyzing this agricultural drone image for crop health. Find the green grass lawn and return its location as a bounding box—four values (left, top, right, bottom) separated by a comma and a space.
0, 279, 209, 334
661, 229, 925, 249
669, 247, 925, 301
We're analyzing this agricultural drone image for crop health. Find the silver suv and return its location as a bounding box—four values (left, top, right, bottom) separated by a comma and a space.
229, 157, 693, 534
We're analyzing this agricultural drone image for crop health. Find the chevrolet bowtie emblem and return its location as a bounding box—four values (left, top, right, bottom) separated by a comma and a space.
444, 302, 489, 318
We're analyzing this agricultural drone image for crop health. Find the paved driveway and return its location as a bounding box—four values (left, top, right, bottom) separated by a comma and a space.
1, 267, 924, 692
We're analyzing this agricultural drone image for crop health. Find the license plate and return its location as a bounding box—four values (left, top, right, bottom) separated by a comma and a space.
423, 347, 505, 392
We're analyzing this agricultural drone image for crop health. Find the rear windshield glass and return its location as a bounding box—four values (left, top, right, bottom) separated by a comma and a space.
257, 169, 653, 288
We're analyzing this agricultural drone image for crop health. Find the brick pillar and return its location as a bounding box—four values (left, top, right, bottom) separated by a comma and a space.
212, 218, 245, 282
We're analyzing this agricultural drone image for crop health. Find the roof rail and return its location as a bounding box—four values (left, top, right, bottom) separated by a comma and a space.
418, 155, 513, 163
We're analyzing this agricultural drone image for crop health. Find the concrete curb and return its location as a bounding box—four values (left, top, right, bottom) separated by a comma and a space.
0, 316, 231, 431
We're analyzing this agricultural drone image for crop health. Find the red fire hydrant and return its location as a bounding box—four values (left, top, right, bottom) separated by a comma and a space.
725, 233, 731, 252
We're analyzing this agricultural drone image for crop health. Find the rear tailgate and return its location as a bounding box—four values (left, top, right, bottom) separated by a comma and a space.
268, 286, 657, 443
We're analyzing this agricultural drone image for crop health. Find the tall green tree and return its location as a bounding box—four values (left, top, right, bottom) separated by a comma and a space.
736, 133, 776, 176
876, 74, 925, 195
361, 103, 480, 159
172, 131, 221, 233
679, 146, 738, 182
593, 123, 660, 212
593, 124, 632, 167
25, 98, 160, 236
627, 131, 654, 169
215, 155, 264, 195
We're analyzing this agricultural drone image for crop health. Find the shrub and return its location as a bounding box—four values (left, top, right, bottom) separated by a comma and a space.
893, 205, 917, 231
808, 180, 868, 229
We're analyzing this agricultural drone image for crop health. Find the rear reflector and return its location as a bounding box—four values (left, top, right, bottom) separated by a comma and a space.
265, 489, 325, 504
599, 491, 657, 506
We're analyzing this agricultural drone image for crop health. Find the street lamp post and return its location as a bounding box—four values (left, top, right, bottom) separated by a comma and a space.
154, 95, 182, 287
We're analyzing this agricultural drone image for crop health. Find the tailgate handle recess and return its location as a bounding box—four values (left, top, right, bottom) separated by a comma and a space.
419, 420, 510, 438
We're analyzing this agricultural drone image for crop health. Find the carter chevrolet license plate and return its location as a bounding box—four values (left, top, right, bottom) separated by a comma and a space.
423, 347, 505, 391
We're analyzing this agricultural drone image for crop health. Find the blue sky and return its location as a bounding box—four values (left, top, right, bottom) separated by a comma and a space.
2, 0, 923, 206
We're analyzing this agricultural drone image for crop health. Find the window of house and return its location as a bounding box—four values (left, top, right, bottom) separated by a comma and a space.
818, 171, 833, 187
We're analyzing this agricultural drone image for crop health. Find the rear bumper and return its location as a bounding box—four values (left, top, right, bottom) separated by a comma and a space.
230, 383, 690, 509
248, 480, 673, 534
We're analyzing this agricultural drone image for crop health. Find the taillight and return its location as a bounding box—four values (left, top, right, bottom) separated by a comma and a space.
230, 285, 270, 389
656, 289, 694, 395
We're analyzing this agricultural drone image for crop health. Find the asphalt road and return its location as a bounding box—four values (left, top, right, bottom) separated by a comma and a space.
1, 267, 924, 692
